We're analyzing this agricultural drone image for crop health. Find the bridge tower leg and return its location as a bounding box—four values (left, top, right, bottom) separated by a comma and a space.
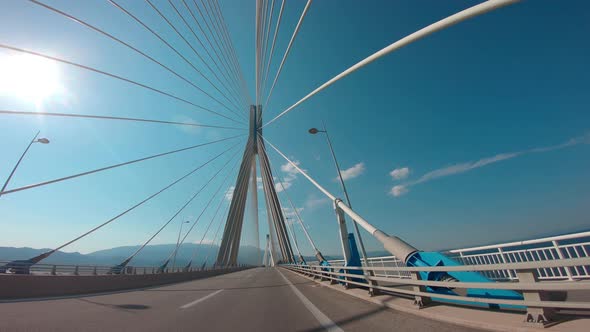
216, 106, 295, 266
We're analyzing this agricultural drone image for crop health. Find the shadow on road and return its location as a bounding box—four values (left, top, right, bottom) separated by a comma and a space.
76, 298, 150, 313
116, 304, 150, 310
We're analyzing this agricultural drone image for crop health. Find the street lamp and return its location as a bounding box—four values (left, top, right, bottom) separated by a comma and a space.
172, 219, 191, 271
308, 122, 371, 267
1, 131, 50, 196
308, 128, 320, 134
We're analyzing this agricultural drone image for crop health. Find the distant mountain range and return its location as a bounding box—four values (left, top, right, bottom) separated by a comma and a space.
0, 244, 392, 267
0, 244, 264, 267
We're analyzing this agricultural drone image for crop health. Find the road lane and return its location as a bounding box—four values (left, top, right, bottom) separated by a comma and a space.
0, 267, 480, 331
277, 268, 343, 332
179, 289, 224, 309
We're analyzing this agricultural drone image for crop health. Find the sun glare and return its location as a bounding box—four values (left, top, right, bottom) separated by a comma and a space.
0, 53, 63, 106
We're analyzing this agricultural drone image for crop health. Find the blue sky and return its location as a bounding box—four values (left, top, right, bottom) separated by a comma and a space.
0, 0, 589, 258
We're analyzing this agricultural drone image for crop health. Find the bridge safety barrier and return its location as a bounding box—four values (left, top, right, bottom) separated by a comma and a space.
282, 257, 590, 327
0, 265, 251, 299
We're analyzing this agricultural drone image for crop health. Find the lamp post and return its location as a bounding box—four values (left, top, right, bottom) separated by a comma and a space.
308, 122, 371, 268
1, 131, 50, 196
172, 220, 190, 271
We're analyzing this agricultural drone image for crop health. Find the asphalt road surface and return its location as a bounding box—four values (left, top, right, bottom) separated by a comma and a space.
0, 267, 478, 331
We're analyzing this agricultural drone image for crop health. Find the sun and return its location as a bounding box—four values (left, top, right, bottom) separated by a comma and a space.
0, 53, 63, 107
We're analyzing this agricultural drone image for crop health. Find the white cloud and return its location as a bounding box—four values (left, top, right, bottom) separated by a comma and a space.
530, 133, 590, 153
270, 161, 301, 193
199, 238, 216, 245
304, 194, 330, 211
388, 133, 590, 198
224, 186, 235, 201
172, 114, 201, 135
257, 176, 263, 190
280, 160, 300, 179
390, 167, 410, 180
282, 206, 304, 220
390, 185, 408, 197
275, 181, 292, 193
338, 162, 365, 181
414, 152, 519, 185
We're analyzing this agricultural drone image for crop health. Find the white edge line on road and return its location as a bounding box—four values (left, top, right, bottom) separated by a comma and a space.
179, 289, 224, 309
276, 268, 344, 332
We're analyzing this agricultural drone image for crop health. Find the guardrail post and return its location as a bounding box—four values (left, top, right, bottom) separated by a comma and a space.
517, 268, 555, 326
380, 258, 387, 277
329, 266, 338, 285
151, 267, 155, 274
410, 271, 431, 309
51, 265, 57, 275
552, 241, 574, 280
92, 266, 97, 275
497, 248, 515, 280
74, 265, 79, 276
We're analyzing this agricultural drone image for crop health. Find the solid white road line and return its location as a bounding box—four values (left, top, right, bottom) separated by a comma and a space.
179, 289, 224, 309
276, 268, 344, 332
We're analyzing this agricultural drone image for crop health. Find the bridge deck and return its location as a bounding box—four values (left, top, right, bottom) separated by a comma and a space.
1, 267, 475, 332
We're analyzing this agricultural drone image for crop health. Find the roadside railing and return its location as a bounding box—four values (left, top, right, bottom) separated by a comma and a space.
283, 257, 590, 325
448, 231, 590, 281
326, 256, 411, 279
0, 261, 248, 276
325, 231, 590, 282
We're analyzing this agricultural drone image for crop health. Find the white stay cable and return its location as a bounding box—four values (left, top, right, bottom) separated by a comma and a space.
258, 139, 320, 254
261, 0, 285, 98
263, 0, 313, 109
259, 0, 275, 90
255, 0, 261, 105
261, 135, 335, 201
212, 0, 253, 106
261, 135, 380, 237
263, 0, 520, 128
188, 186, 231, 263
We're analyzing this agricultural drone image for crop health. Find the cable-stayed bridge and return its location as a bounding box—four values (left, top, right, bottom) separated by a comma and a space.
1, 0, 589, 331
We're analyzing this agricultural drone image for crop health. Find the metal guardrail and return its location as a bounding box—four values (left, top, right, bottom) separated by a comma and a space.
326, 256, 411, 279
449, 231, 590, 281
324, 231, 590, 281
0, 261, 247, 276
283, 257, 590, 325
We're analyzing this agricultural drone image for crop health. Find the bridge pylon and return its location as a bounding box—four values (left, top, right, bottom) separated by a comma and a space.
216, 106, 295, 266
